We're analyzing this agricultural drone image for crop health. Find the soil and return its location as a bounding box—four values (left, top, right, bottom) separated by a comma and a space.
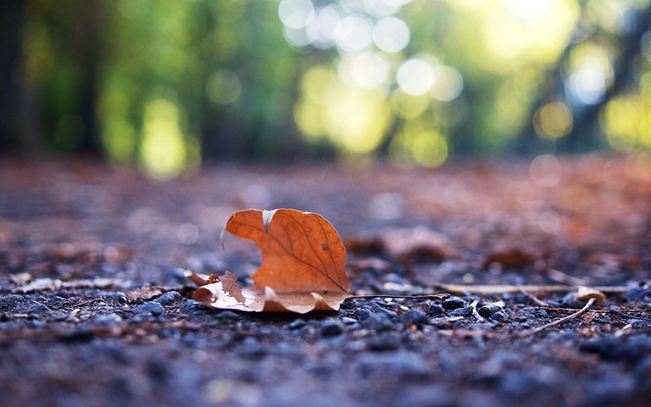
1, 156, 651, 407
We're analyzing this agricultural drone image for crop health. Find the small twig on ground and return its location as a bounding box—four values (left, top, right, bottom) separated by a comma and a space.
351, 293, 450, 301
518, 287, 550, 307
518, 298, 596, 337
432, 283, 629, 295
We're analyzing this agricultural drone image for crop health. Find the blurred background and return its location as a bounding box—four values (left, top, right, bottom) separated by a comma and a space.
1, 0, 650, 179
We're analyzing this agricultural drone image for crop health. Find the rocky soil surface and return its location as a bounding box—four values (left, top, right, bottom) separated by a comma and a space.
1, 156, 651, 407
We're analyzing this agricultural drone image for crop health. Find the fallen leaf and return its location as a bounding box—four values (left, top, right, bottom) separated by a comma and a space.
194, 208, 350, 313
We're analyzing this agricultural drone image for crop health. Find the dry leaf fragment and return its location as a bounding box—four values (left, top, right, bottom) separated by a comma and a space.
219, 270, 246, 304
195, 208, 350, 313
573, 286, 606, 302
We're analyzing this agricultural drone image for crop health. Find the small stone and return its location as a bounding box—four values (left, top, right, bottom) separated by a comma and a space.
154, 291, 182, 305
398, 310, 429, 326
362, 313, 396, 332
449, 306, 474, 317
491, 311, 506, 322
353, 308, 372, 321
341, 317, 357, 325
478, 304, 501, 318
288, 319, 307, 330
133, 301, 165, 316
427, 304, 445, 316
558, 298, 584, 309
442, 298, 465, 310
181, 299, 212, 317
320, 319, 344, 336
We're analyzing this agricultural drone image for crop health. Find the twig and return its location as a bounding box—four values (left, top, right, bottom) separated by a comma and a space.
350, 293, 450, 301
518, 287, 550, 307
518, 298, 596, 337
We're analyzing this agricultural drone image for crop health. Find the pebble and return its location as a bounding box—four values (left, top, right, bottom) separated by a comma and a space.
398, 310, 429, 326
341, 317, 357, 325
442, 298, 465, 310
449, 306, 474, 317
133, 301, 165, 316
154, 291, 182, 306
181, 299, 213, 317
478, 304, 501, 318
320, 319, 344, 336
428, 304, 445, 316
361, 313, 396, 332
490, 311, 506, 322
288, 319, 306, 330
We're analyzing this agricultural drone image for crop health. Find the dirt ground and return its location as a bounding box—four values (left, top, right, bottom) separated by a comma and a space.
1, 156, 651, 407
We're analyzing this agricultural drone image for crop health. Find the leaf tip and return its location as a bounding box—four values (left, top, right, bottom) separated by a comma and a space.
262, 209, 278, 232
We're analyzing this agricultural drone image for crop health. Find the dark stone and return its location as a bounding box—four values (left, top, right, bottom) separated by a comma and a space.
478, 304, 501, 318
442, 298, 465, 310
180, 299, 213, 318
558, 298, 584, 309
362, 313, 396, 332
449, 306, 474, 317
398, 310, 429, 326
491, 311, 506, 322
353, 308, 373, 321
133, 302, 165, 316
320, 319, 344, 336
288, 319, 306, 330
428, 304, 445, 316
154, 291, 182, 305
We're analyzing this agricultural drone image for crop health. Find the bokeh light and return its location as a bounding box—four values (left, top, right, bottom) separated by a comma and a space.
139, 99, 188, 180
372, 16, 410, 53
397, 58, 436, 96
534, 100, 573, 139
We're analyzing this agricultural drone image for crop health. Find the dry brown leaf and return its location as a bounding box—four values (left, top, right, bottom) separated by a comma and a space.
194, 209, 350, 313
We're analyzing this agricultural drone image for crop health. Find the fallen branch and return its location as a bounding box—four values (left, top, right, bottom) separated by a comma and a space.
518, 298, 596, 337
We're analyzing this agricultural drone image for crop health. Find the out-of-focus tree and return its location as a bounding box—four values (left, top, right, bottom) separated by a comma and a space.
4, 0, 651, 177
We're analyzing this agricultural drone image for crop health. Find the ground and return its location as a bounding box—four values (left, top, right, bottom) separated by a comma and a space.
1, 156, 650, 407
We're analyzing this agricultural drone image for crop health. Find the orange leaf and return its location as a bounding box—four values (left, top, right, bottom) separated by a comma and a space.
194, 208, 350, 313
